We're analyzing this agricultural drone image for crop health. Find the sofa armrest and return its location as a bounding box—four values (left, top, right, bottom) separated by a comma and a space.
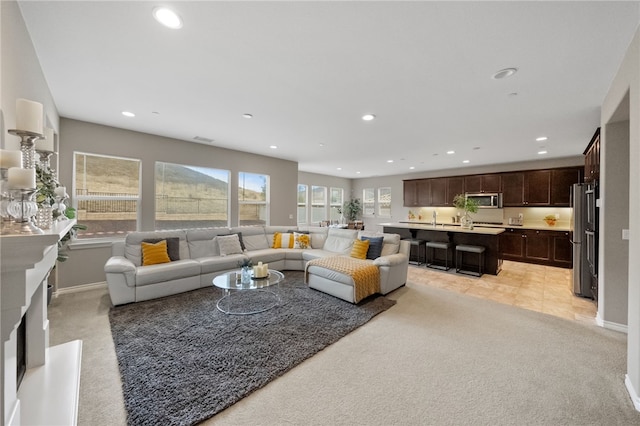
105, 256, 136, 274
373, 253, 408, 267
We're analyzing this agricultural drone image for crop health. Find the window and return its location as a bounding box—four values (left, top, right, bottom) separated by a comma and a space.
155, 162, 229, 230
297, 184, 308, 224
73, 152, 141, 239
329, 187, 344, 221
311, 186, 327, 224
239, 172, 269, 226
363, 188, 375, 216
378, 187, 392, 217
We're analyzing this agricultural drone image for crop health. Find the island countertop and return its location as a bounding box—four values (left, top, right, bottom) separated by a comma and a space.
398, 220, 571, 232
380, 222, 505, 235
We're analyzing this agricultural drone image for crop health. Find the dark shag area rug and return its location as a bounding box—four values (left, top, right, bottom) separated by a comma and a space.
109, 271, 396, 426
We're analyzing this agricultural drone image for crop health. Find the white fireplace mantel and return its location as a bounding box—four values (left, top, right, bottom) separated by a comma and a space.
1, 219, 82, 426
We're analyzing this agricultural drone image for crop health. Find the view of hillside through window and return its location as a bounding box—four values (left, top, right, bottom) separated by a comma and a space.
238, 172, 269, 226
74, 152, 141, 239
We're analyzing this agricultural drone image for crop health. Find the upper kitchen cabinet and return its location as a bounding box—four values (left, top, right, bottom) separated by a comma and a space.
430, 177, 464, 206
403, 179, 431, 207
501, 170, 550, 206
403, 180, 419, 207
502, 167, 580, 207
550, 167, 582, 206
583, 128, 600, 183
464, 174, 501, 193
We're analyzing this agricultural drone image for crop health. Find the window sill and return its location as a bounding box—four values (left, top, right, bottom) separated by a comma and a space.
68, 238, 120, 250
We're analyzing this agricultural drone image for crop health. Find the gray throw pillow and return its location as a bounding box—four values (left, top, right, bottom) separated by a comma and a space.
217, 234, 243, 256
360, 236, 384, 260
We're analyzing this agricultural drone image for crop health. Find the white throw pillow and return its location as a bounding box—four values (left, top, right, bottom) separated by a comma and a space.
217, 234, 243, 256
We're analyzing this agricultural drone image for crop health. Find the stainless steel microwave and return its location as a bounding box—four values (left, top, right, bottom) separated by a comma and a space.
465, 192, 503, 208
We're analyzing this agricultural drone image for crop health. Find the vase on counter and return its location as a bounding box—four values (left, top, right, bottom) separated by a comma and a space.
460, 213, 473, 229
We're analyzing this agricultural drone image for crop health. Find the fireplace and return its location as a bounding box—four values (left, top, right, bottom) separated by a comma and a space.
1, 219, 81, 425
16, 316, 26, 389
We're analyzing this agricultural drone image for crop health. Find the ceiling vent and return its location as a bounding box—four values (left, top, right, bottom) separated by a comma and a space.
193, 136, 214, 143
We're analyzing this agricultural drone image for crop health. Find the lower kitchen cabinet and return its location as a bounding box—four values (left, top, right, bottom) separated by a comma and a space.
500, 228, 572, 268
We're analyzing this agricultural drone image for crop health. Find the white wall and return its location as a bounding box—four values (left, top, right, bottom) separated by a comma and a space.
0, 1, 59, 151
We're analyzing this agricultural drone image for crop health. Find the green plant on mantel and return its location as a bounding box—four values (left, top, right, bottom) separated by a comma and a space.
57, 207, 88, 262
339, 199, 362, 221
452, 194, 479, 214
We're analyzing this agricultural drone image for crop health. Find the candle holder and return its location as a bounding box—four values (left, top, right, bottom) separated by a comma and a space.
7, 188, 43, 234
8, 129, 43, 169
37, 149, 55, 172
0, 168, 15, 234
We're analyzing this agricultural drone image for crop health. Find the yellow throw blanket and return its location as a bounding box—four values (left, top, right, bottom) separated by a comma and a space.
305, 256, 380, 303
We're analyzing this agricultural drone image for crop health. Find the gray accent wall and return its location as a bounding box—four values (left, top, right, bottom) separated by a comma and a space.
56, 118, 299, 288
601, 24, 640, 407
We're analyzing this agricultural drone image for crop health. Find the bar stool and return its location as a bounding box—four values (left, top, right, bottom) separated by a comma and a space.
426, 241, 452, 271
402, 238, 426, 265
455, 244, 486, 277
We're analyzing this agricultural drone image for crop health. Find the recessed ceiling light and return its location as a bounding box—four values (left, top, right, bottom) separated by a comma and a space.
153, 7, 183, 29
538, 150, 548, 155
122, 111, 135, 117
319, 143, 324, 147
463, 160, 470, 164
536, 136, 548, 142
409, 166, 415, 170
269, 145, 278, 149
362, 114, 376, 121
356, 171, 361, 174
337, 167, 342, 171
492, 67, 518, 79
242, 113, 253, 119
446, 150, 455, 155
387, 159, 393, 163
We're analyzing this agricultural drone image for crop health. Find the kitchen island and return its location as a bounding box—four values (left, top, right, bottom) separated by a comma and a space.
380, 222, 505, 275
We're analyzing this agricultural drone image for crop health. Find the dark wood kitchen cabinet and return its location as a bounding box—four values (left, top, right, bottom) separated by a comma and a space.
584, 128, 600, 183
550, 168, 582, 206
430, 177, 464, 206
404, 179, 432, 207
464, 174, 501, 193
500, 171, 549, 206
501, 167, 580, 207
500, 228, 572, 268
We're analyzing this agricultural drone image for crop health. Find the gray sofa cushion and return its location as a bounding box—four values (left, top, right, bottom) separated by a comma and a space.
186, 228, 230, 258
136, 259, 201, 286
198, 254, 247, 274
245, 248, 287, 263
323, 228, 358, 254
231, 226, 269, 251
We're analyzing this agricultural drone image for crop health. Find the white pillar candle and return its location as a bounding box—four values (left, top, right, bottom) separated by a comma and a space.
8, 167, 36, 189
54, 186, 67, 197
16, 99, 44, 134
0, 150, 23, 169
36, 127, 55, 152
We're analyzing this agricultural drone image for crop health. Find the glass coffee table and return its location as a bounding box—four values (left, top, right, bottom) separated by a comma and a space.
212, 269, 285, 315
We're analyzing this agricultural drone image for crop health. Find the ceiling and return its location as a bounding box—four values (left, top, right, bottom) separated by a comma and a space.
18, 1, 640, 178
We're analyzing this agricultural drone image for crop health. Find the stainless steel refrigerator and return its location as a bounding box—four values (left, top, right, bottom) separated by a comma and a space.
571, 183, 594, 298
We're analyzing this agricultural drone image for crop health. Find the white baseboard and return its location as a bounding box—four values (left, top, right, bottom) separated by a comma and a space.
595, 312, 628, 333
625, 375, 640, 411
55, 281, 107, 295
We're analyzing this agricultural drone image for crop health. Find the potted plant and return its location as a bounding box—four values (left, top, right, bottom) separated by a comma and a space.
453, 194, 479, 228
339, 199, 362, 222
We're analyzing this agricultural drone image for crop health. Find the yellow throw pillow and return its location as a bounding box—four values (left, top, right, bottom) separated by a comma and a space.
350, 239, 370, 260
141, 240, 171, 266
273, 232, 295, 248
293, 232, 310, 249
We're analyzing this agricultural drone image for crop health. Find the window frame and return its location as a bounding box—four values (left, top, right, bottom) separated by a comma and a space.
362, 188, 376, 217
238, 171, 270, 226
377, 187, 392, 217
297, 184, 308, 225
311, 185, 327, 224
72, 151, 142, 241
329, 187, 344, 221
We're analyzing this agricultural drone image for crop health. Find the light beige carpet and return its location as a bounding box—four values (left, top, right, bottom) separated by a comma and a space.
49, 278, 640, 425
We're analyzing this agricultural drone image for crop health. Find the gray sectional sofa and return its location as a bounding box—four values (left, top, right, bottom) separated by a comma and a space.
104, 225, 410, 305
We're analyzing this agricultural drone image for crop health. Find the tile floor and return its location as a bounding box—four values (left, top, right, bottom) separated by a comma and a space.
408, 260, 597, 324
